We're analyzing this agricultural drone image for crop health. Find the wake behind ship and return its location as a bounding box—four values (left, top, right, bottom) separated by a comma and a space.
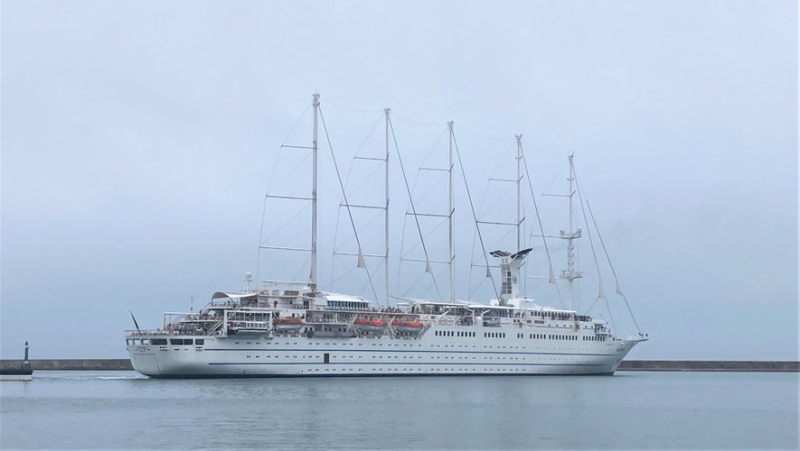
125, 94, 646, 378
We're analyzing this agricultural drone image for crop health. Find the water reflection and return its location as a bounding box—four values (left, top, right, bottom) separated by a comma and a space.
0, 372, 797, 449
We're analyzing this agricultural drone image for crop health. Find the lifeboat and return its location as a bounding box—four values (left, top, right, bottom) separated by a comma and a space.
391, 319, 423, 334
354, 318, 386, 333
273, 317, 303, 332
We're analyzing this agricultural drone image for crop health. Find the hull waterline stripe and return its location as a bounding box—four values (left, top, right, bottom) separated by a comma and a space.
206, 361, 609, 367
201, 348, 619, 357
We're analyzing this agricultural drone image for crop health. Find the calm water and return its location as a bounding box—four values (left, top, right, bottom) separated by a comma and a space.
1, 371, 797, 450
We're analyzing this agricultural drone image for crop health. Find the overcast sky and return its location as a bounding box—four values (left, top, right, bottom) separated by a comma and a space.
2, 0, 797, 360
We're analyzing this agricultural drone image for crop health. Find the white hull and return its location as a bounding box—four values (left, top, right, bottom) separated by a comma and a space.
128, 329, 641, 378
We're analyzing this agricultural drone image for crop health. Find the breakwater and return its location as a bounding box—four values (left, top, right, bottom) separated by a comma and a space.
0, 359, 797, 372
1, 359, 133, 371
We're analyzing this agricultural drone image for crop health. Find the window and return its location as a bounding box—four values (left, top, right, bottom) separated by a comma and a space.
195, 339, 204, 345
151, 339, 167, 345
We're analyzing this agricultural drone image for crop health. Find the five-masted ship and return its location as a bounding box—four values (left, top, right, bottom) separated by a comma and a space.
125, 94, 646, 378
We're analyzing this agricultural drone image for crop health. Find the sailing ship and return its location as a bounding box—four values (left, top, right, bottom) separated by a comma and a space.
125, 94, 647, 378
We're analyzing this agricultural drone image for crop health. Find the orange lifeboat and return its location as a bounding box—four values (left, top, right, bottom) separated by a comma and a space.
273, 317, 303, 332
354, 318, 386, 333
392, 319, 423, 334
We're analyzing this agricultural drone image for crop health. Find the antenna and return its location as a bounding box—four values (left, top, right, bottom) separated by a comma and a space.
243, 272, 253, 292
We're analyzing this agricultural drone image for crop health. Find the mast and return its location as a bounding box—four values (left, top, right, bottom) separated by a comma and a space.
447, 120, 455, 302
384, 108, 391, 306
515, 134, 522, 251
560, 152, 582, 310
310, 93, 320, 292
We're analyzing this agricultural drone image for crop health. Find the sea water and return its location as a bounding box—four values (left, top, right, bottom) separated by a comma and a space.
1, 371, 797, 449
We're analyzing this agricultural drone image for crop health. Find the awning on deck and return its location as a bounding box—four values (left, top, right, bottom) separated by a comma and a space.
211, 292, 258, 301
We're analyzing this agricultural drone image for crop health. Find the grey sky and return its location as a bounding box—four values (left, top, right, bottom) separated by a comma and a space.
2, 0, 797, 360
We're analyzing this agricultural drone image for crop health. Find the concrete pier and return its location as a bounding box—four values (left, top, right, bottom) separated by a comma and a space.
0, 359, 797, 372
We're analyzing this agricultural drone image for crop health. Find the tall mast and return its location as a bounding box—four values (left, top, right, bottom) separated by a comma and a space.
561, 152, 582, 310
515, 134, 522, 251
447, 120, 455, 302
384, 108, 391, 306
310, 93, 320, 292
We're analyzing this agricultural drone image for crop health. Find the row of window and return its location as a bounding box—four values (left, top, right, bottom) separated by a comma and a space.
126, 338, 204, 346
433, 332, 599, 342
171, 339, 204, 345
244, 354, 578, 361
435, 331, 476, 337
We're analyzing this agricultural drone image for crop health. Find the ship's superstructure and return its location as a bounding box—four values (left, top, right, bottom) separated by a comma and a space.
125, 95, 646, 378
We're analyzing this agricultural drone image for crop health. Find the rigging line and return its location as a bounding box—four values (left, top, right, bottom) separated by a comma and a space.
330, 202, 343, 286
486, 226, 518, 254
519, 138, 565, 159
520, 142, 562, 305
269, 152, 313, 195
322, 98, 384, 114
405, 256, 446, 301
402, 264, 429, 297
266, 146, 284, 195
344, 114, 384, 186
467, 271, 488, 300
467, 180, 490, 299
479, 182, 518, 220
262, 203, 312, 244
585, 296, 599, 314
419, 129, 448, 168
487, 143, 517, 180
571, 166, 621, 331
353, 209, 385, 237
540, 202, 567, 228
468, 180, 491, 293
256, 192, 269, 284
454, 124, 509, 143
392, 112, 445, 128
420, 263, 448, 301
389, 117, 442, 300
538, 161, 569, 200
575, 169, 606, 303
291, 256, 312, 283
346, 162, 385, 198
398, 214, 449, 259
583, 194, 642, 335
477, 177, 491, 218
263, 102, 311, 239
396, 212, 410, 295
318, 106, 379, 302
450, 131, 499, 299
339, 116, 383, 195
412, 172, 448, 206
328, 264, 360, 287
280, 103, 313, 147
